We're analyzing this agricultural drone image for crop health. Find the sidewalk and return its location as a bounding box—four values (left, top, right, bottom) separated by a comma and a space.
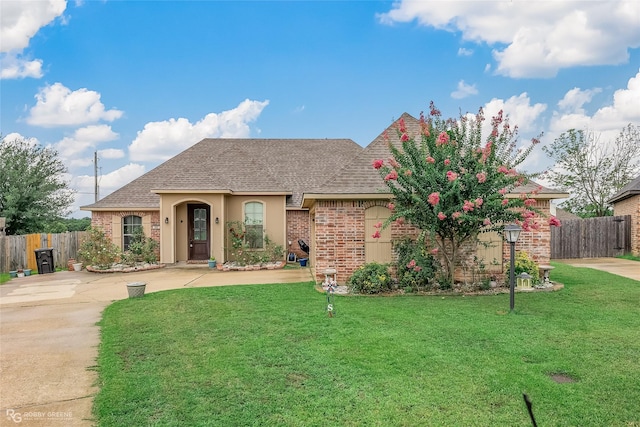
0, 266, 313, 426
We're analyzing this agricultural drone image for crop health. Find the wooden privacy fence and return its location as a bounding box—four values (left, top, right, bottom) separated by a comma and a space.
0, 231, 87, 273
551, 215, 631, 259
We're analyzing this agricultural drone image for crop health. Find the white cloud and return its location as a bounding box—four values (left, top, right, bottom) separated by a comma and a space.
0, 53, 43, 79
0, 0, 66, 79
451, 80, 478, 99
2, 132, 39, 146
0, 0, 67, 52
557, 87, 602, 113
27, 83, 123, 127
98, 148, 125, 159
379, 1, 640, 78
129, 98, 270, 162
550, 69, 640, 137
457, 47, 473, 57
484, 93, 547, 133
74, 163, 146, 213
54, 124, 119, 159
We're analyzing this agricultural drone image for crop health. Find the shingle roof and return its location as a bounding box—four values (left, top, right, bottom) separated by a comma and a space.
82, 138, 363, 210
311, 113, 421, 194
608, 174, 640, 204
311, 113, 564, 198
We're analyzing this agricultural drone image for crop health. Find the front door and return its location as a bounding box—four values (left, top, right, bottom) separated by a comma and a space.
188, 204, 210, 260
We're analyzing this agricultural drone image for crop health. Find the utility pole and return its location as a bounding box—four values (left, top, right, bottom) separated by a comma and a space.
94, 151, 99, 202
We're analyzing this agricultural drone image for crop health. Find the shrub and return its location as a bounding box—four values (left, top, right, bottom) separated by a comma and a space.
77, 227, 120, 269
227, 221, 284, 265
120, 228, 159, 265
511, 250, 540, 283
347, 262, 393, 294
393, 237, 438, 291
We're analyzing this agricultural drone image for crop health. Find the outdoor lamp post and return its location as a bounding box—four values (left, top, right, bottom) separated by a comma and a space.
504, 224, 522, 312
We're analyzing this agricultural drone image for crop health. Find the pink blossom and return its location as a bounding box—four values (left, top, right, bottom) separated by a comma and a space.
498, 188, 508, 196
413, 265, 422, 272
388, 202, 395, 210
463, 200, 475, 212
483, 218, 491, 226
444, 158, 451, 166
452, 211, 461, 219
446, 171, 458, 181
398, 118, 406, 133
401, 133, 409, 142
480, 142, 492, 164
436, 131, 450, 146
395, 217, 405, 225
475, 197, 483, 207
476, 172, 487, 183
428, 192, 440, 206
404, 169, 412, 176
372, 230, 381, 239
497, 165, 509, 174
549, 216, 561, 227
372, 159, 384, 169
407, 259, 416, 268
426, 156, 435, 164
437, 212, 447, 220
524, 198, 536, 207
430, 248, 439, 255
375, 221, 382, 229
389, 157, 400, 168
502, 199, 509, 206
384, 170, 398, 181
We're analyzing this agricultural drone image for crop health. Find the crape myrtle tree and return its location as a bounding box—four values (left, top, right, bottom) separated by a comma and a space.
0, 136, 74, 235
373, 103, 560, 286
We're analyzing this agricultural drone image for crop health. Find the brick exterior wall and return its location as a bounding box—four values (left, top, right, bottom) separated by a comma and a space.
286, 210, 311, 259
312, 199, 555, 285
613, 196, 640, 256
91, 211, 161, 246
507, 200, 553, 267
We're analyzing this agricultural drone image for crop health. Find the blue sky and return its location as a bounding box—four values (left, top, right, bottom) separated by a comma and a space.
1, 0, 639, 217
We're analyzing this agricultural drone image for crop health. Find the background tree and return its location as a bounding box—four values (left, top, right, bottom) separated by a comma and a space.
0, 136, 74, 235
543, 124, 640, 217
374, 103, 551, 286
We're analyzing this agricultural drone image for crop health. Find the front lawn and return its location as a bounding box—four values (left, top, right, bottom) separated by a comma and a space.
94, 263, 640, 426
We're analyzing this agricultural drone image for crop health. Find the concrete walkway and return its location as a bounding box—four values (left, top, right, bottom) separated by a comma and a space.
0, 266, 314, 426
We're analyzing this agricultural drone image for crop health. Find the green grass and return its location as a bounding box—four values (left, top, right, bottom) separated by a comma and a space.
617, 253, 640, 262
94, 263, 640, 426
0, 273, 10, 284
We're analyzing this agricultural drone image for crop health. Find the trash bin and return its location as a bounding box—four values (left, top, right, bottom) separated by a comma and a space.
34, 248, 55, 274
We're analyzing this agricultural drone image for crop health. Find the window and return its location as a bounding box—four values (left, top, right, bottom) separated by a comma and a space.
123, 215, 142, 251
244, 202, 264, 248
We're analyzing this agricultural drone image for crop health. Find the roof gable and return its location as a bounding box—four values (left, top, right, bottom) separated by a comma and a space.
608, 174, 640, 204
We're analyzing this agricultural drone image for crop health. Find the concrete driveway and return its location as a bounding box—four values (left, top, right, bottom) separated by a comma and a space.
554, 257, 640, 281
0, 266, 314, 426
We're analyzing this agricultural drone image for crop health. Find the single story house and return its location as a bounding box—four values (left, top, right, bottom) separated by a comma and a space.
608, 174, 640, 256
81, 113, 568, 283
